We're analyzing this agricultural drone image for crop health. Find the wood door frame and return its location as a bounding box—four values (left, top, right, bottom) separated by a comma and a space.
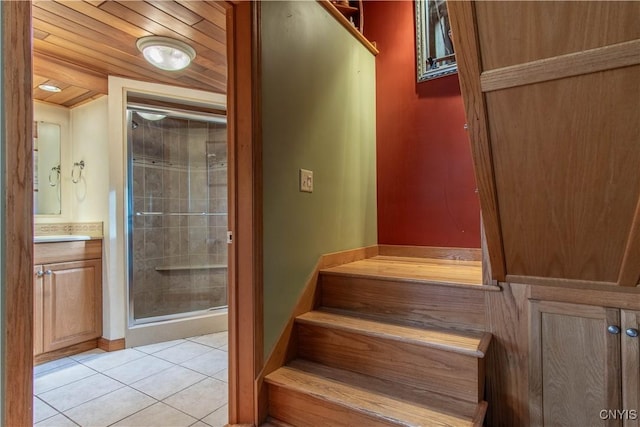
226, 1, 263, 424
1, 2, 34, 425
1, 2, 262, 426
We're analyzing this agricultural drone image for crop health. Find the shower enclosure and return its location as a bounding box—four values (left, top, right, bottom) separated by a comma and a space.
126, 104, 228, 325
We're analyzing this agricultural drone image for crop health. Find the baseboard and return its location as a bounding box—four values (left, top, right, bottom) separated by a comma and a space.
34, 339, 99, 365
98, 337, 126, 352
320, 245, 378, 268
378, 244, 482, 261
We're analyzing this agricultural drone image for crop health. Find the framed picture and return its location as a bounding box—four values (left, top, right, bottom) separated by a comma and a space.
416, 0, 457, 82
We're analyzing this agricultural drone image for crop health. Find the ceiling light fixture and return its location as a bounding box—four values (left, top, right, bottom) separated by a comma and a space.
136, 112, 167, 121
38, 84, 62, 93
136, 36, 196, 71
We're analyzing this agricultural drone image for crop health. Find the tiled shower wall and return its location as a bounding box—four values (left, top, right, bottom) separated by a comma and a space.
130, 113, 227, 320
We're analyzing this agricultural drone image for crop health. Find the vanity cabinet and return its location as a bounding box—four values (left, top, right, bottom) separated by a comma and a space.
530, 300, 640, 426
34, 240, 102, 358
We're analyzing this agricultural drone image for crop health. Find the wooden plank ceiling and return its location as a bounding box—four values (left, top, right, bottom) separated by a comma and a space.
32, 0, 228, 108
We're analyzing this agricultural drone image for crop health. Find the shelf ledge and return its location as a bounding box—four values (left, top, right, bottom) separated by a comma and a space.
317, 0, 379, 56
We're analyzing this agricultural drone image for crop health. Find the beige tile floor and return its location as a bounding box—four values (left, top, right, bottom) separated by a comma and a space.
34, 332, 229, 427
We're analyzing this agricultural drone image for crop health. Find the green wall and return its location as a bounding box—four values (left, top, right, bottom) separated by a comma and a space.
261, 1, 378, 356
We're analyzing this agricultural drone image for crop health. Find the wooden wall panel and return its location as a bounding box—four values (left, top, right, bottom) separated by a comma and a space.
486, 65, 640, 283
475, 1, 640, 70
451, 0, 640, 286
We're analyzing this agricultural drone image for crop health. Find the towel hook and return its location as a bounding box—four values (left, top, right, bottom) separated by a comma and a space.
48, 164, 60, 187
72, 160, 85, 184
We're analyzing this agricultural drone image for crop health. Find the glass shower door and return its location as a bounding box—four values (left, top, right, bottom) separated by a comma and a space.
127, 106, 228, 324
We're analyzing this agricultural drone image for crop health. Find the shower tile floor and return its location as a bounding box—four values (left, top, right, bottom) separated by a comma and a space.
33, 332, 229, 427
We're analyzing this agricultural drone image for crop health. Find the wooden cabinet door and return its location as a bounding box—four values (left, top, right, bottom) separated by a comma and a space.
622, 310, 640, 427
530, 301, 622, 426
43, 259, 102, 352
33, 265, 44, 356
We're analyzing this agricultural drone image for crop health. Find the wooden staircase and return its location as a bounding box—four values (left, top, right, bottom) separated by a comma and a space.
264, 255, 495, 426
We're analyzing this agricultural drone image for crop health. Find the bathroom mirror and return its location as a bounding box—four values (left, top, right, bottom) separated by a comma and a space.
34, 121, 62, 215
416, 0, 457, 82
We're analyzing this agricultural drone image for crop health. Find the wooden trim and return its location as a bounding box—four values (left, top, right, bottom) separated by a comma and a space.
254, 245, 377, 424
508, 274, 623, 291
378, 244, 480, 261
256, 260, 321, 424
321, 245, 378, 268
480, 214, 496, 286
617, 194, 640, 286
472, 401, 489, 427
316, 0, 378, 56
528, 300, 543, 426
2, 2, 34, 426
98, 337, 125, 352
480, 39, 640, 93
485, 282, 529, 426
227, 1, 263, 425
34, 339, 98, 365
622, 309, 640, 424
530, 283, 640, 311
448, 1, 506, 281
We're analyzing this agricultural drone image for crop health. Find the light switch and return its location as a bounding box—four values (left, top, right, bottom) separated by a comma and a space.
300, 169, 313, 193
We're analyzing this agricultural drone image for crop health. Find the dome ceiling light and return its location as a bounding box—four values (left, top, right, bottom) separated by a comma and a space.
136, 112, 167, 121
38, 84, 62, 93
136, 36, 196, 71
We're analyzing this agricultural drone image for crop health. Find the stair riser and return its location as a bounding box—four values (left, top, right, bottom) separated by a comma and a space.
297, 323, 484, 403
320, 274, 486, 332
268, 383, 400, 427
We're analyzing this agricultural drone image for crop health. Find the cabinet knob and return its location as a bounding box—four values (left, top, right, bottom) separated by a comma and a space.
36, 270, 44, 278
626, 328, 639, 338
45, 270, 52, 275
607, 325, 621, 334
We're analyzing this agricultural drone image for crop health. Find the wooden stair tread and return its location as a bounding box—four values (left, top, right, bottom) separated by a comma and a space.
296, 311, 491, 357
266, 365, 487, 427
320, 256, 497, 290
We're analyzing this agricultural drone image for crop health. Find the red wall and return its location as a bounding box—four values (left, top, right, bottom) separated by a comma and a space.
363, 0, 480, 248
